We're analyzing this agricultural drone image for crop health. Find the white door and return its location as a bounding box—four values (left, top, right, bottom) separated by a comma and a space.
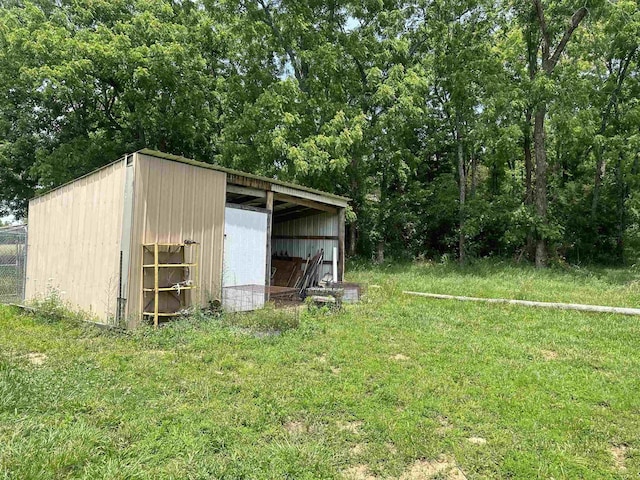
222, 206, 268, 311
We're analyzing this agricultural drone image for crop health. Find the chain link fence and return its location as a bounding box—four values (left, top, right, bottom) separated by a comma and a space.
0, 225, 27, 303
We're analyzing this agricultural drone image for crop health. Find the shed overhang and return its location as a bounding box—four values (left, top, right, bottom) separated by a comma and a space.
137, 149, 350, 209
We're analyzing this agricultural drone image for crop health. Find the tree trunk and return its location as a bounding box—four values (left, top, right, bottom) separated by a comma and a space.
524, 108, 535, 260
347, 153, 360, 258
456, 121, 466, 265
376, 240, 384, 264
530, 1, 588, 267
591, 144, 606, 219
348, 222, 357, 256
615, 152, 626, 263
533, 106, 548, 268
524, 110, 534, 206
376, 165, 386, 264
470, 151, 478, 198
524, 12, 537, 263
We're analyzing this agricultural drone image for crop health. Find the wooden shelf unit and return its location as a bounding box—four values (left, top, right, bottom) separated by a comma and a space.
142, 242, 200, 328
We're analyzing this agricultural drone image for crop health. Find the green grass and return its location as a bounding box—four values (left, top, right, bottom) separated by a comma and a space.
349, 259, 640, 307
1, 260, 639, 479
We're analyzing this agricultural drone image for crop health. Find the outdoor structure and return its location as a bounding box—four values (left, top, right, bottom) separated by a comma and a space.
25, 150, 349, 328
0, 225, 27, 303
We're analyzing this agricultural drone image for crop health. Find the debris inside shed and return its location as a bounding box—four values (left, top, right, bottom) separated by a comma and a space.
296, 249, 325, 295
269, 248, 363, 307
271, 254, 303, 287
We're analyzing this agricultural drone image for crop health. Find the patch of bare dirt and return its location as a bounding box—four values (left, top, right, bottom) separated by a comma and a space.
284, 420, 307, 435
338, 420, 363, 434
399, 455, 467, 480
26, 353, 47, 366
540, 349, 559, 360
467, 436, 487, 445
331, 366, 342, 374
386, 442, 398, 454
391, 354, 410, 361
436, 416, 453, 435
611, 444, 628, 471
342, 464, 377, 480
350, 443, 367, 456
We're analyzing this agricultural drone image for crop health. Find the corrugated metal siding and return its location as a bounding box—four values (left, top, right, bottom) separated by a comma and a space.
272, 212, 338, 277
126, 153, 226, 327
25, 161, 126, 322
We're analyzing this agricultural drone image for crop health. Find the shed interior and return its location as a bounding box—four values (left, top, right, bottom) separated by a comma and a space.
225, 183, 344, 306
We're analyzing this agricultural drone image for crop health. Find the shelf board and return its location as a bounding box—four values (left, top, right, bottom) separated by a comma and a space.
142, 312, 183, 317
143, 286, 196, 292
143, 243, 194, 247
142, 263, 196, 268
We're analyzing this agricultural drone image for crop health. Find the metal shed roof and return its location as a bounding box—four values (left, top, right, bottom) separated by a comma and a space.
30, 149, 350, 208
139, 149, 350, 207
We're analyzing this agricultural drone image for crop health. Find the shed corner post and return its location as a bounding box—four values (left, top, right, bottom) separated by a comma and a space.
118, 153, 136, 326
338, 207, 346, 281
265, 190, 274, 301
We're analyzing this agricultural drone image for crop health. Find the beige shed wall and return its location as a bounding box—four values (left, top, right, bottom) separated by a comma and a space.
126, 153, 226, 327
25, 160, 126, 322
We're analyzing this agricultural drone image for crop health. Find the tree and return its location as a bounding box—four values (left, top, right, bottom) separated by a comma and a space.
0, 0, 227, 216
1, 0, 638, 265
530, 0, 588, 266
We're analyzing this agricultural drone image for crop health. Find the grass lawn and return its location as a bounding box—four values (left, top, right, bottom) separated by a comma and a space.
1, 260, 639, 479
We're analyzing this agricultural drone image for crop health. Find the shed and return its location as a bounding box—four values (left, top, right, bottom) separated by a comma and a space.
25, 150, 349, 328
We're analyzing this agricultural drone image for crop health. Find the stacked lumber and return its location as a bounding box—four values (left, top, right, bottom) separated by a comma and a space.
295, 249, 324, 296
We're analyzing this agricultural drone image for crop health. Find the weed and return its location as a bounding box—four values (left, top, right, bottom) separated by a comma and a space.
223, 302, 300, 332
27, 286, 92, 325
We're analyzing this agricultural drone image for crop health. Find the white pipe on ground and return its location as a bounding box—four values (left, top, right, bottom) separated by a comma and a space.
332, 247, 338, 283
403, 291, 640, 316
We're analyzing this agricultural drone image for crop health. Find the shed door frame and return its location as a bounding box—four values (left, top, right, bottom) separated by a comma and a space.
222, 203, 270, 288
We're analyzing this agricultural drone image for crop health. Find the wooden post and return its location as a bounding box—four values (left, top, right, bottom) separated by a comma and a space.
338, 207, 345, 281
153, 243, 159, 328
193, 243, 200, 308
265, 191, 274, 301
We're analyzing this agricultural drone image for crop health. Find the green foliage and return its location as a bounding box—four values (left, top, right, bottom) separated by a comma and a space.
0, 0, 638, 263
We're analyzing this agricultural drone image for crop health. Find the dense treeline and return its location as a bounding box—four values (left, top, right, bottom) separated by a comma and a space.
0, 0, 638, 265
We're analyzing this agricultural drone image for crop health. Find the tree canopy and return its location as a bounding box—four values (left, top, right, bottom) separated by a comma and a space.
1, 0, 639, 265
